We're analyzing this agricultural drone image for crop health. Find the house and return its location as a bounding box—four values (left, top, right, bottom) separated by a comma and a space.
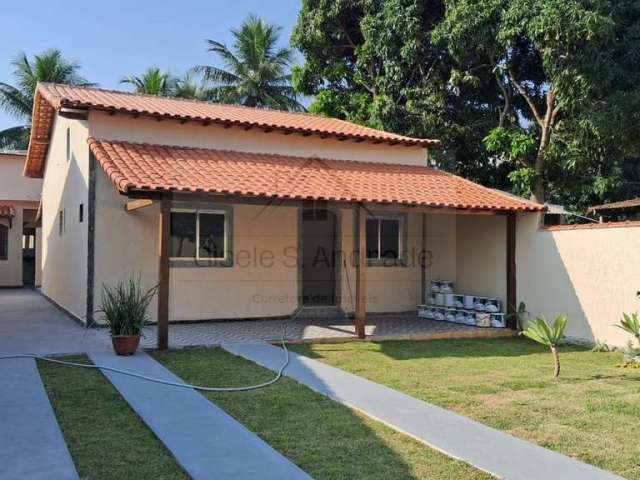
587, 198, 640, 222
0, 150, 42, 287
24, 83, 543, 347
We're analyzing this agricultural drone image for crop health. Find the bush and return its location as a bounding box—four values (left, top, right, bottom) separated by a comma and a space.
98, 274, 157, 336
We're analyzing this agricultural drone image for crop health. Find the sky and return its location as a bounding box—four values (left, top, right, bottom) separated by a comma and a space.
0, 0, 302, 131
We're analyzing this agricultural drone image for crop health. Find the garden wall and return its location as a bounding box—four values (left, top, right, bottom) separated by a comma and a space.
518, 215, 640, 347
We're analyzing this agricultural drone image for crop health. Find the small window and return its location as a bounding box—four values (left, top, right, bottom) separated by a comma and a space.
0, 224, 8, 260
66, 127, 71, 162
366, 216, 402, 260
170, 209, 227, 260
79, 204, 84, 223
59, 210, 64, 236
22, 234, 35, 250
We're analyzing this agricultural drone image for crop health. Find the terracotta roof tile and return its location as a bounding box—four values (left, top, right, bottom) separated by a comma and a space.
88, 138, 543, 212
0, 205, 16, 218
25, 83, 439, 178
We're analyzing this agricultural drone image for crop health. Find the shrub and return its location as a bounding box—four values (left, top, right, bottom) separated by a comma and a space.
617, 312, 640, 346
98, 274, 157, 336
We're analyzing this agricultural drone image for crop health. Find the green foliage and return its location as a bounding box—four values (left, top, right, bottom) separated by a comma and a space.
621, 342, 640, 365
98, 274, 157, 336
617, 312, 640, 345
506, 301, 529, 331
194, 14, 303, 111
120, 67, 177, 96
591, 341, 613, 353
0, 49, 93, 149
522, 315, 568, 347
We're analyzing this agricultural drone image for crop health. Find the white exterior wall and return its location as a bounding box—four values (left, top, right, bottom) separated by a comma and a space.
518, 215, 640, 347
40, 116, 90, 320
88, 111, 428, 166
0, 153, 41, 202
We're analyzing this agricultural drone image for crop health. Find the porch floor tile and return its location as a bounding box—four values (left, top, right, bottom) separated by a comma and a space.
223, 341, 623, 480
107, 314, 514, 349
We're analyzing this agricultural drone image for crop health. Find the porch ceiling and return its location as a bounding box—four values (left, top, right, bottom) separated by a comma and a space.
88, 138, 543, 212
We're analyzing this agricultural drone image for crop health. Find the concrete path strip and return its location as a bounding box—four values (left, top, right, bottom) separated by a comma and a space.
223, 342, 623, 480
88, 350, 311, 480
0, 358, 79, 480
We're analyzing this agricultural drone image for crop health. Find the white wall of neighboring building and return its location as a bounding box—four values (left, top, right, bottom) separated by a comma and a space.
39, 116, 90, 320
88, 111, 429, 166
0, 153, 41, 202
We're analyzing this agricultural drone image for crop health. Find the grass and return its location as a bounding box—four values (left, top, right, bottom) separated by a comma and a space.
289, 337, 640, 479
38, 356, 187, 480
152, 347, 491, 480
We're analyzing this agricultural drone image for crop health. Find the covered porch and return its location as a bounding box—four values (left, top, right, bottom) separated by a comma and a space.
88, 138, 543, 349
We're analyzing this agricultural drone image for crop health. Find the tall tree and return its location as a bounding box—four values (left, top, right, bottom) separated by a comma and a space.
0, 49, 93, 150
194, 14, 304, 111
435, 0, 635, 204
120, 67, 177, 96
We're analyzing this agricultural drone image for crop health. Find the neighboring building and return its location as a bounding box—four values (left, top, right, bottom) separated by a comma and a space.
0, 150, 42, 287
587, 198, 640, 222
24, 83, 542, 344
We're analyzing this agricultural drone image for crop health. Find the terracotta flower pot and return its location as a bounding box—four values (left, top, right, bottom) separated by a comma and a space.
111, 335, 141, 356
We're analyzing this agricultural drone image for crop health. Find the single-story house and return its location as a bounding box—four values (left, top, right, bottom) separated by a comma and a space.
0, 150, 42, 287
24, 83, 543, 347
588, 198, 640, 222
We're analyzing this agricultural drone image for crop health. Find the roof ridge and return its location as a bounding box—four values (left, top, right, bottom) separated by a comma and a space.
88, 137, 445, 172
41, 82, 422, 141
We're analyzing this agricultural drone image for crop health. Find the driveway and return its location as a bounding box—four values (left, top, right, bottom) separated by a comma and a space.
0, 288, 104, 356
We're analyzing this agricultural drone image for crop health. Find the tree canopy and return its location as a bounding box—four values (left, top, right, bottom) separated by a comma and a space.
0, 49, 93, 149
292, 0, 640, 209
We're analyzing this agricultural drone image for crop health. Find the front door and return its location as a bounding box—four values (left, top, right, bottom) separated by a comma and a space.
301, 208, 336, 305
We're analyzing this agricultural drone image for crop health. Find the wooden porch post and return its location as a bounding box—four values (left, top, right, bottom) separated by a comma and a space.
157, 194, 171, 350
506, 212, 517, 329
355, 204, 367, 339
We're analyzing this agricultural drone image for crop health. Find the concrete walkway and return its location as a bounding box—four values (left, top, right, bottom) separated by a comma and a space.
0, 357, 78, 480
223, 342, 623, 480
89, 350, 310, 480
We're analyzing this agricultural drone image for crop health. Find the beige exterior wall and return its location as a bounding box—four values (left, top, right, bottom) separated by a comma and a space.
518, 215, 640, 347
455, 214, 507, 307
0, 201, 38, 286
40, 116, 90, 320
0, 153, 42, 202
88, 111, 428, 166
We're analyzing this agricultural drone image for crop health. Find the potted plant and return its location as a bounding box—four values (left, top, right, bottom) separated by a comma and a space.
98, 274, 157, 356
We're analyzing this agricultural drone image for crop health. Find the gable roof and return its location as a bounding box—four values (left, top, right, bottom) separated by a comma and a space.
24, 83, 440, 178
88, 138, 543, 212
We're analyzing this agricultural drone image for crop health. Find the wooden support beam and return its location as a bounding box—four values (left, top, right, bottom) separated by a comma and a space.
506, 212, 517, 329
157, 195, 171, 349
355, 204, 367, 339
125, 199, 155, 212
421, 213, 427, 305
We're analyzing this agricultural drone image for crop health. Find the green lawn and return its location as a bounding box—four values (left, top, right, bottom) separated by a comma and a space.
290, 338, 640, 479
152, 347, 491, 480
38, 356, 187, 480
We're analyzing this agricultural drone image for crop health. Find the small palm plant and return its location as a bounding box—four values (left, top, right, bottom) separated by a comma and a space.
521, 315, 568, 378
617, 312, 640, 346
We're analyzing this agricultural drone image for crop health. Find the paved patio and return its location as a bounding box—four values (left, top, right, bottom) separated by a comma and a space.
107, 313, 515, 348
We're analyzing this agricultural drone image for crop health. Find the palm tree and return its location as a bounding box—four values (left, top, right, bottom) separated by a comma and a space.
0, 49, 93, 149
521, 315, 568, 378
194, 14, 304, 111
171, 73, 209, 100
120, 68, 177, 96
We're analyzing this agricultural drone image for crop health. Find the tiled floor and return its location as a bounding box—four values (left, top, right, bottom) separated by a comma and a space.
104, 314, 514, 349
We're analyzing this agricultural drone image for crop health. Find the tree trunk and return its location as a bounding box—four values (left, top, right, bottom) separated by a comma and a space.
550, 345, 560, 378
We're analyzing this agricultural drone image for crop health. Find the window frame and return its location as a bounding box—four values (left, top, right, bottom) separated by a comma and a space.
169, 204, 233, 268
0, 223, 8, 261
356, 211, 408, 267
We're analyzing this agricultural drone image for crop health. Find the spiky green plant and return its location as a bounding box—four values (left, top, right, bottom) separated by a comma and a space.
617, 312, 640, 346
507, 301, 529, 331
98, 274, 157, 336
521, 315, 568, 378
